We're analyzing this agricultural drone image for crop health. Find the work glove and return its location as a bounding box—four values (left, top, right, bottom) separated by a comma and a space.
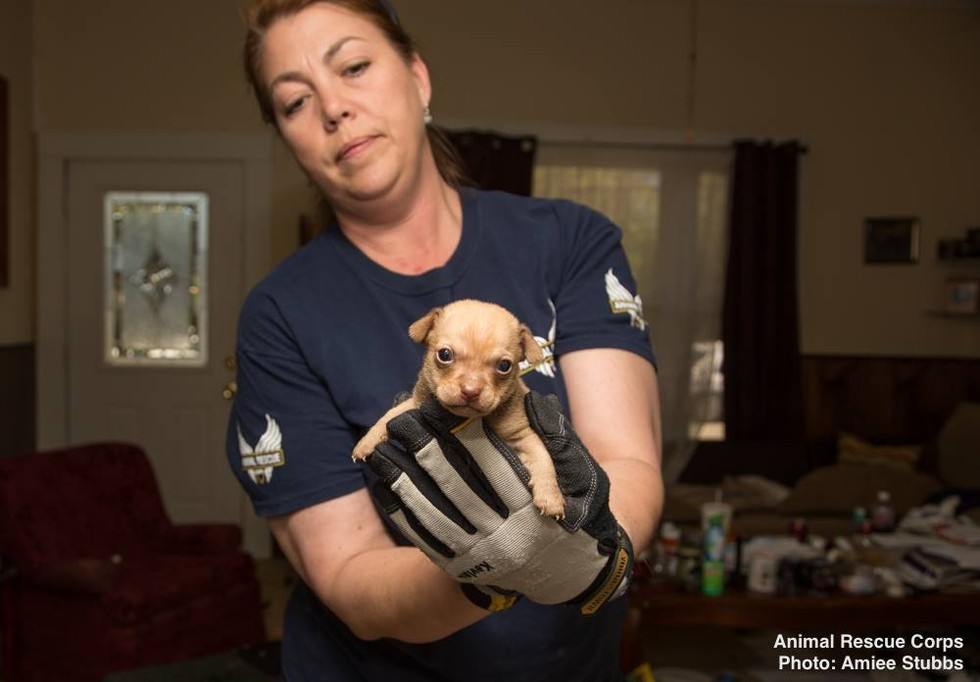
364, 390, 633, 615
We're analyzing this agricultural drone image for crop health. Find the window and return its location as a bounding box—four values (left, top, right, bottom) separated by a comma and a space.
103, 192, 209, 366
533, 143, 730, 477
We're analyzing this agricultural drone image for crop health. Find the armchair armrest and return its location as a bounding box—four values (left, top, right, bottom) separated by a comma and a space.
24, 558, 120, 595
163, 524, 242, 554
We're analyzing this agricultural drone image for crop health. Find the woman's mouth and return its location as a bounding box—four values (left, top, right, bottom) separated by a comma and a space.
336, 136, 377, 162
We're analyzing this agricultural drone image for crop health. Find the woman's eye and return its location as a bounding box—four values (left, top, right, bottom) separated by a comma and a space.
496, 359, 513, 374
344, 61, 370, 77
436, 347, 454, 364
283, 96, 307, 117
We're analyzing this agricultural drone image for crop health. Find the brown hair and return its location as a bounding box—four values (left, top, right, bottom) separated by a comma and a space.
242, 0, 467, 187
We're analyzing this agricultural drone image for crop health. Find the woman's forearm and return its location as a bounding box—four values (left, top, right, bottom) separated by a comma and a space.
601, 457, 664, 555
312, 544, 488, 643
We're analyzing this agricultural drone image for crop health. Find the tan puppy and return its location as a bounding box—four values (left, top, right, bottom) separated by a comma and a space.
352, 299, 565, 519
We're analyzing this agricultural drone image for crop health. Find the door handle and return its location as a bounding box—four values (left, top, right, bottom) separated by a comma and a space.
222, 381, 238, 400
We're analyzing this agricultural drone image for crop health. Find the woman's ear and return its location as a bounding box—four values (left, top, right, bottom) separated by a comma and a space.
408, 307, 441, 344
409, 53, 432, 114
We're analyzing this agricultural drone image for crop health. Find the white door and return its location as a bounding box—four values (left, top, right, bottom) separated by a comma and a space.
65, 159, 248, 534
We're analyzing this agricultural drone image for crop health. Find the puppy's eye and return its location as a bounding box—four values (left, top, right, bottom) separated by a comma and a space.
436, 347, 454, 364
496, 359, 513, 374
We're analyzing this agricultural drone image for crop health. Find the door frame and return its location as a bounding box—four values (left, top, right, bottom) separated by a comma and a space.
36, 132, 273, 556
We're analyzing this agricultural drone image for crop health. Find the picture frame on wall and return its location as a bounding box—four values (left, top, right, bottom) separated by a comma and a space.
864, 216, 920, 265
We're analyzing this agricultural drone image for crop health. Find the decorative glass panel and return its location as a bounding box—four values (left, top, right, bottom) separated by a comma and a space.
104, 192, 208, 366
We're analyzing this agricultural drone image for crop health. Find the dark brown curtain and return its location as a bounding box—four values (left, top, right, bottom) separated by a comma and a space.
446, 129, 537, 196
722, 140, 805, 442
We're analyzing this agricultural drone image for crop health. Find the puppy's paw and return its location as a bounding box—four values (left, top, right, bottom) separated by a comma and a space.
352, 431, 385, 462
531, 482, 565, 520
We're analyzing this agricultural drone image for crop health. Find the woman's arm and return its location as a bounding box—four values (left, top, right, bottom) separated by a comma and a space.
559, 348, 664, 554
269, 487, 487, 643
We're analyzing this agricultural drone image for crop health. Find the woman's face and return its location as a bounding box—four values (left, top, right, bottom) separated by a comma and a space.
260, 3, 431, 206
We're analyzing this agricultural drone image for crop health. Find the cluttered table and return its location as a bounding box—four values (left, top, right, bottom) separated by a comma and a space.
631, 493, 980, 631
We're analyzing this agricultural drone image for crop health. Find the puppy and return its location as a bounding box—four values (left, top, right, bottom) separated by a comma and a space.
352, 299, 565, 519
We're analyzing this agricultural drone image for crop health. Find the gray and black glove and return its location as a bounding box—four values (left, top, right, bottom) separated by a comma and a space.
365, 390, 633, 615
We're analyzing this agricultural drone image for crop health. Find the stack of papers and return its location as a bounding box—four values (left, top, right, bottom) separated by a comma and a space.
870, 531, 980, 590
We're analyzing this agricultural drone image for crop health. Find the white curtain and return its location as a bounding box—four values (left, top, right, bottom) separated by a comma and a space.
533, 146, 731, 483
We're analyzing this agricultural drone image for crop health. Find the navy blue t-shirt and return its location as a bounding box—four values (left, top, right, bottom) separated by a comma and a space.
226, 188, 656, 682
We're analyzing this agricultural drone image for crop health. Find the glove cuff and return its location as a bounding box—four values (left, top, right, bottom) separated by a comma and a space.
459, 583, 521, 613
573, 526, 634, 615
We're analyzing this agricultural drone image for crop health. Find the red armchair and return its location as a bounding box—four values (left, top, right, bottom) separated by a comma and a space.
0, 442, 266, 682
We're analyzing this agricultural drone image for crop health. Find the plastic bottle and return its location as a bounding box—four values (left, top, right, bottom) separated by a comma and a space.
701, 490, 732, 596
871, 490, 895, 532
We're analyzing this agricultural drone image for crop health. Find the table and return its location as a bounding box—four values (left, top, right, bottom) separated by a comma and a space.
629, 585, 980, 630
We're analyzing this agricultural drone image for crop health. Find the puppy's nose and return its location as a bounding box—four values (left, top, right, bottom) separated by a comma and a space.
460, 384, 482, 403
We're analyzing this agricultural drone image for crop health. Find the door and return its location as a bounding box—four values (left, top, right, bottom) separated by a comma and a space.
66, 159, 247, 532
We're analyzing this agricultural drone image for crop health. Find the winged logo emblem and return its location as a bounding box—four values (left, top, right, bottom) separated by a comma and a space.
238, 414, 286, 485
605, 268, 647, 331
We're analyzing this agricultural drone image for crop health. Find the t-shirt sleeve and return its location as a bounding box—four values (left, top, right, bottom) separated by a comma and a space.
225, 289, 365, 518
550, 200, 657, 368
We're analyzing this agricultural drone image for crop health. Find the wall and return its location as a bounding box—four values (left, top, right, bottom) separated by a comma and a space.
20, 0, 980, 363
694, 1, 980, 356
0, 0, 35, 456
0, 0, 34, 345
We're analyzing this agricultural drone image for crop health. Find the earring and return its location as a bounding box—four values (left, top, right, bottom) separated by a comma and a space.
423, 105, 433, 125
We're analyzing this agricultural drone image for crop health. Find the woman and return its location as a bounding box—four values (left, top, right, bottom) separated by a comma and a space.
228, 1, 664, 679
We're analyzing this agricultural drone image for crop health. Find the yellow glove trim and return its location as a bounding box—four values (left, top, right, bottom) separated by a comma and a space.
580, 546, 630, 615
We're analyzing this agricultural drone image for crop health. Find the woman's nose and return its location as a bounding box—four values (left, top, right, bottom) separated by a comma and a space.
319, 94, 352, 131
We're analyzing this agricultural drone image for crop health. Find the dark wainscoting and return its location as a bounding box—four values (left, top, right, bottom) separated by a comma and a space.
0, 343, 35, 457
803, 354, 980, 444
682, 354, 980, 485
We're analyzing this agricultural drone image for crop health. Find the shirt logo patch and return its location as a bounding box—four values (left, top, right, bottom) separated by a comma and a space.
605, 268, 647, 331
238, 414, 285, 485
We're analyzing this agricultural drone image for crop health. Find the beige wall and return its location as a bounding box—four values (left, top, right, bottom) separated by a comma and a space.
0, 0, 35, 344
21, 0, 980, 357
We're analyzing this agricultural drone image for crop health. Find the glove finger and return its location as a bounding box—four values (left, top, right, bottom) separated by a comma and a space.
368, 441, 478, 553
390, 403, 514, 520
370, 479, 454, 563
447, 418, 534, 514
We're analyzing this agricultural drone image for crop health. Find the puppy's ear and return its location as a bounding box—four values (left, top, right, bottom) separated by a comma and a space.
408, 307, 442, 344
518, 324, 544, 365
